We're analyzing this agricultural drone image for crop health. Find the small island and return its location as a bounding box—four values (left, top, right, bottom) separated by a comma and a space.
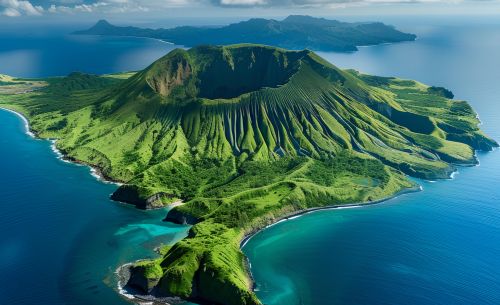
0, 45, 496, 305
74, 15, 416, 52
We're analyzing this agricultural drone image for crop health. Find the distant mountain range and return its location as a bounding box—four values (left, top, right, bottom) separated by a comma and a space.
74, 15, 416, 52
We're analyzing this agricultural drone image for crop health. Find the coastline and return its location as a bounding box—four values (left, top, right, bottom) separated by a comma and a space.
75, 34, 413, 54
235, 145, 495, 290
0, 105, 478, 305
1, 106, 169, 304
113, 184, 422, 305
239, 156, 485, 249
0, 107, 35, 138
78, 33, 178, 46
0, 107, 123, 187
237, 184, 422, 294
356, 38, 417, 50
60, 151, 124, 186
115, 262, 186, 305
239, 185, 422, 249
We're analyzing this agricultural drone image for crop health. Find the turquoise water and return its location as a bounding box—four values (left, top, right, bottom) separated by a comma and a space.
243, 19, 500, 305
0, 109, 190, 305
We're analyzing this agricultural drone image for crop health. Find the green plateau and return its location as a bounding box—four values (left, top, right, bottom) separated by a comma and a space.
74, 15, 416, 52
0, 44, 496, 305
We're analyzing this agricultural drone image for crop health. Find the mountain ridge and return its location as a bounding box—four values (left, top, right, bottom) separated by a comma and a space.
74, 16, 417, 52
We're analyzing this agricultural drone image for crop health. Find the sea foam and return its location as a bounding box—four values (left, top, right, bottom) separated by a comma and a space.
0, 108, 35, 138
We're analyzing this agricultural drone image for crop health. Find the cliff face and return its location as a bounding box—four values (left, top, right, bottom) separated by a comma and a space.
2, 44, 496, 305
127, 263, 162, 293
146, 54, 192, 97
110, 186, 170, 209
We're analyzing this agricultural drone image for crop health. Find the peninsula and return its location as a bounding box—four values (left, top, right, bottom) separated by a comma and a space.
0, 45, 495, 305
74, 15, 416, 52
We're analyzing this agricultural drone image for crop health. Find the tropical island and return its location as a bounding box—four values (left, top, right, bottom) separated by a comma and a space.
74, 15, 416, 52
0, 44, 496, 305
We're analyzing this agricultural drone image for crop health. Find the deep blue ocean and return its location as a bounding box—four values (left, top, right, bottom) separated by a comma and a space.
1, 16, 500, 305
0, 32, 178, 78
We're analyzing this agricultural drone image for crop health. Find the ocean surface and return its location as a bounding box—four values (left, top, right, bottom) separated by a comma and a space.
243, 18, 500, 305
0, 16, 499, 305
0, 33, 179, 78
0, 35, 190, 305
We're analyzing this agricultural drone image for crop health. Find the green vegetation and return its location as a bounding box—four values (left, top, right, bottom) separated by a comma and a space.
0, 74, 46, 94
74, 15, 416, 52
0, 44, 496, 305
128, 259, 164, 292
427, 86, 454, 99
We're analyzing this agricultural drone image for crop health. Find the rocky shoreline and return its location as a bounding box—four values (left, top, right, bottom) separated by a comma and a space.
53, 143, 125, 186
239, 185, 423, 248
114, 184, 423, 305
0, 107, 432, 305
238, 184, 423, 291
0, 107, 191, 209
0, 107, 184, 305
0, 106, 471, 305
1, 106, 125, 187
116, 263, 186, 305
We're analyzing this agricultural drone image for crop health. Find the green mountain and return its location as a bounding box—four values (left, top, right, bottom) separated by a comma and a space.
74, 15, 416, 52
0, 44, 495, 305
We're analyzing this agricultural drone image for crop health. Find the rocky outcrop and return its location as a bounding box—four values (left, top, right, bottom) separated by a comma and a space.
126, 262, 162, 294
164, 207, 199, 225
447, 132, 498, 152
146, 54, 192, 97
111, 185, 174, 209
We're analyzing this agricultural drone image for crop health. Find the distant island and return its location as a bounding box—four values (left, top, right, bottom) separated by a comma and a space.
0, 44, 495, 305
74, 15, 417, 52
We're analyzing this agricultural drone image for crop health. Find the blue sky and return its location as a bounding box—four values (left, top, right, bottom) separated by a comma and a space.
0, 0, 499, 23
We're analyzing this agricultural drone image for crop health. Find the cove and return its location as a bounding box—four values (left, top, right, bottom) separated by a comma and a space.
243, 18, 500, 305
0, 108, 190, 305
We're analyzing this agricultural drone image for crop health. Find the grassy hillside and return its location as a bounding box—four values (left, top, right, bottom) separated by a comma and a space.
75, 15, 416, 52
0, 45, 496, 305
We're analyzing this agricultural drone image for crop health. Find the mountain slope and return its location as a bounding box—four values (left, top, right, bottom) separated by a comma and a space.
0, 44, 496, 305
74, 15, 416, 52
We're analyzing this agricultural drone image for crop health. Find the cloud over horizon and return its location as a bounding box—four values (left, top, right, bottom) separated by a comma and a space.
1, 0, 43, 16
0, 0, 498, 17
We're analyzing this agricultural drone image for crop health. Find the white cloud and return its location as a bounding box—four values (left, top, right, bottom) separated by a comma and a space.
51, 0, 84, 4
212, 0, 497, 7
2, 6, 20, 15
48, 4, 73, 13
47, 0, 160, 14
220, 0, 267, 5
1, 0, 43, 16
3, 0, 497, 16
